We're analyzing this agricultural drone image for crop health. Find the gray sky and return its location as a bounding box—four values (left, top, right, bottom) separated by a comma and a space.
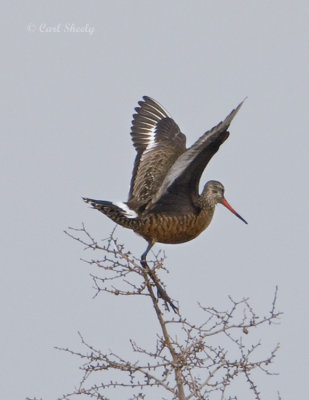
1, 1, 308, 399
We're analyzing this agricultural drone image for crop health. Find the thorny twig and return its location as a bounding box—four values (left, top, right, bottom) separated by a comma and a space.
43, 226, 282, 400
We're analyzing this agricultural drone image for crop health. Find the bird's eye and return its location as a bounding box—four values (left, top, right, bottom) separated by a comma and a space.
212, 190, 218, 194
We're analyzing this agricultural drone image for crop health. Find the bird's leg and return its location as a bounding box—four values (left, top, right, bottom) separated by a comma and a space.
141, 243, 153, 269
141, 243, 178, 313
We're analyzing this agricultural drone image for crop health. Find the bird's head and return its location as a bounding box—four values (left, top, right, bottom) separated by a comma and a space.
202, 180, 247, 224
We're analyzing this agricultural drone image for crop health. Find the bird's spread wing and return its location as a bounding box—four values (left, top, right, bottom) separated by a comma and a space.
147, 100, 245, 212
128, 96, 186, 211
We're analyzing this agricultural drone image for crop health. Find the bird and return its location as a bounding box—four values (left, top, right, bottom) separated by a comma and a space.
83, 96, 247, 310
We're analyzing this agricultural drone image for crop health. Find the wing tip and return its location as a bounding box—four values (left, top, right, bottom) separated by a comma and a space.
236, 96, 248, 111
138, 95, 154, 106
222, 96, 247, 130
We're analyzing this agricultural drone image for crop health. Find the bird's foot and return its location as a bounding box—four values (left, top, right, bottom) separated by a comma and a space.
141, 259, 178, 313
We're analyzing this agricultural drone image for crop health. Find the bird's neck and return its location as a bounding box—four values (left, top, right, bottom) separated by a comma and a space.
199, 193, 217, 212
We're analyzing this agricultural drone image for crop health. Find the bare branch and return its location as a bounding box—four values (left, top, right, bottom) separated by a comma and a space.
33, 226, 283, 400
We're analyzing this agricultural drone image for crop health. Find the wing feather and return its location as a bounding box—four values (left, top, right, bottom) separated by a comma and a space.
147, 100, 245, 211
128, 96, 186, 211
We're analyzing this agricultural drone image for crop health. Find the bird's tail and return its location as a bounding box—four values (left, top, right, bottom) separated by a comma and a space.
82, 198, 138, 229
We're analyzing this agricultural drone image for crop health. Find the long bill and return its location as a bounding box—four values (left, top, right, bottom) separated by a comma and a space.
221, 198, 248, 224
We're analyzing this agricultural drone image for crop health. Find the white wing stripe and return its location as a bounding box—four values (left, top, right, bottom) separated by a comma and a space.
146, 105, 168, 118
114, 202, 138, 218
141, 108, 162, 120
144, 126, 156, 149
145, 97, 171, 118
